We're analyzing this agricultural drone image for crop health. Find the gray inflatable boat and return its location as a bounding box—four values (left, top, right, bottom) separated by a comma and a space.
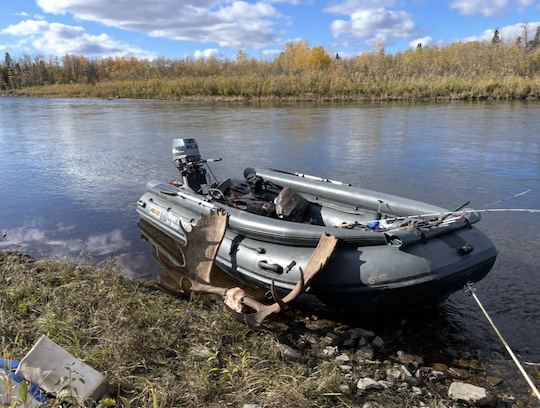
137, 139, 497, 313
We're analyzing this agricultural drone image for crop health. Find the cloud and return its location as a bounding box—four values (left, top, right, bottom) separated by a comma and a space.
1, 19, 155, 58
193, 48, 221, 59
35, 0, 285, 48
409, 36, 432, 48
450, 0, 535, 16
0, 225, 130, 257
329, 7, 418, 44
14, 11, 30, 17
262, 48, 282, 56
463, 21, 540, 43
325, 0, 396, 14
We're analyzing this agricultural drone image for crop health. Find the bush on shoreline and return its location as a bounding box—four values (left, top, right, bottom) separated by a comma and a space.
3, 40, 540, 100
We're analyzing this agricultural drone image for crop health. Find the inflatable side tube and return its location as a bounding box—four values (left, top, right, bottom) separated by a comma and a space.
254, 168, 447, 216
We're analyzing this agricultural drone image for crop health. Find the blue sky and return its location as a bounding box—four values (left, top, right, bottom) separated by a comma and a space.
0, 0, 539, 60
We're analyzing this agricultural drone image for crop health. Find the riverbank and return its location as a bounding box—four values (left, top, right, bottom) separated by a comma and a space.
2, 250, 537, 407
13, 75, 540, 102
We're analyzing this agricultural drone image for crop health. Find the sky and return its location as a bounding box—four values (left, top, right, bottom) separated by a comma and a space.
0, 0, 539, 60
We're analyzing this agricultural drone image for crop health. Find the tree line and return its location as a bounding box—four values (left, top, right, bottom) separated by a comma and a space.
3, 37, 540, 100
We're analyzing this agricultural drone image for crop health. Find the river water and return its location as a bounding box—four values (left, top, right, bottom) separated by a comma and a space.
1, 97, 539, 394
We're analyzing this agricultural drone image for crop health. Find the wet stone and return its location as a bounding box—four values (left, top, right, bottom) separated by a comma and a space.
448, 367, 471, 380
396, 350, 424, 367
371, 336, 385, 351
431, 363, 448, 372
485, 376, 502, 387
349, 327, 375, 340
342, 338, 357, 348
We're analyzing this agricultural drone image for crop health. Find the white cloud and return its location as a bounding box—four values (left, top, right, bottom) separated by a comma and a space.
409, 36, 432, 48
1, 19, 155, 58
262, 48, 281, 56
325, 0, 396, 14
329, 8, 418, 44
35, 0, 285, 49
450, 0, 535, 16
450, 0, 507, 16
463, 21, 540, 43
193, 48, 221, 59
14, 11, 30, 17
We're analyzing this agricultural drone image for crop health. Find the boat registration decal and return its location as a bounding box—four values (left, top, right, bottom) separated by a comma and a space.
149, 206, 162, 219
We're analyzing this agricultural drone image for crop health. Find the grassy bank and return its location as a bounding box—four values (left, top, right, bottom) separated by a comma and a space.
2, 251, 536, 407
15, 75, 540, 101
0, 251, 343, 407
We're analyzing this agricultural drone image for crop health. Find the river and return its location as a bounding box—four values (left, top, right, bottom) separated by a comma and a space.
0, 97, 539, 396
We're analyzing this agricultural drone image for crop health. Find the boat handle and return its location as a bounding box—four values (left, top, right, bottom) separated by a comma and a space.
258, 260, 283, 274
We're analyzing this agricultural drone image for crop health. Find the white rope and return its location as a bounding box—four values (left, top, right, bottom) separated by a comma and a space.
465, 283, 540, 401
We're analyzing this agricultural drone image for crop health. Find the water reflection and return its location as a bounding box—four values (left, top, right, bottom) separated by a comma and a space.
138, 219, 259, 298
0, 220, 130, 258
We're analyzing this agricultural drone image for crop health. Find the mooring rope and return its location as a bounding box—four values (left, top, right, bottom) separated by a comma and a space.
465, 283, 540, 401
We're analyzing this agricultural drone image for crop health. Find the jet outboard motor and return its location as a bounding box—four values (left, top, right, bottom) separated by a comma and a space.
172, 138, 220, 194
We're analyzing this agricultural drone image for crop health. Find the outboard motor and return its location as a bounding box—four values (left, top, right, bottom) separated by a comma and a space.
172, 138, 221, 194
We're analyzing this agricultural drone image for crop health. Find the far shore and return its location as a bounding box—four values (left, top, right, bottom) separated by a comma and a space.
10, 77, 540, 102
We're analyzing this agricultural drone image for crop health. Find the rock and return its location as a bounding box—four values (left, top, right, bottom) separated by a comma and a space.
277, 343, 302, 361
339, 384, 351, 394
335, 353, 350, 362
396, 350, 424, 367
386, 368, 401, 381
357, 377, 383, 392
452, 358, 481, 370
191, 345, 213, 359
397, 382, 409, 392
305, 318, 335, 331
448, 381, 487, 404
400, 365, 412, 378
371, 336, 385, 351
378, 380, 393, 389
321, 332, 339, 346
342, 338, 357, 348
428, 370, 446, 381
485, 376, 502, 387
431, 363, 448, 372
448, 367, 471, 380
339, 365, 352, 373
412, 386, 423, 395
349, 327, 375, 340
242, 404, 262, 408
356, 345, 375, 361
357, 337, 367, 347
322, 346, 339, 358
404, 375, 419, 386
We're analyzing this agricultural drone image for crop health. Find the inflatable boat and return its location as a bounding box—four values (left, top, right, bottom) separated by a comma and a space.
137, 139, 497, 313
